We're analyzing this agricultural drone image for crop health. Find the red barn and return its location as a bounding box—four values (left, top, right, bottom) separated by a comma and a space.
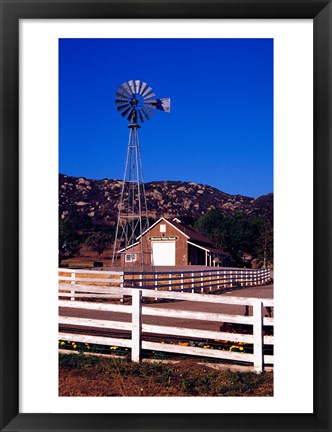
120, 217, 230, 267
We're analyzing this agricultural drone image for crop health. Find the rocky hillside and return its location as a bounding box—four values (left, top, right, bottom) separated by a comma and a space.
59, 174, 273, 225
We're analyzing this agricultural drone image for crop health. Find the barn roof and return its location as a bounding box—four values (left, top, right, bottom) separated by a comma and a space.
169, 219, 213, 246
137, 217, 212, 244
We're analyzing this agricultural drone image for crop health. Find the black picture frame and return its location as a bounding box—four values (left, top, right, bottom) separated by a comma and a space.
1, 1, 331, 431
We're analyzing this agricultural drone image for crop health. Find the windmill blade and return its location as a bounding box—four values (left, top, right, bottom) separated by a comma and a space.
115, 99, 129, 106
145, 103, 157, 109
117, 85, 131, 98
143, 93, 156, 100
143, 90, 155, 100
144, 106, 155, 116
116, 87, 131, 99
156, 98, 171, 112
141, 107, 150, 120
127, 108, 135, 121
116, 92, 129, 101
122, 82, 133, 95
141, 86, 153, 98
117, 104, 130, 113
144, 98, 157, 104
134, 80, 141, 93
138, 110, 144, 123
128, 80, 136, 94
138, 81, 147, 95
120, 106, 133, 118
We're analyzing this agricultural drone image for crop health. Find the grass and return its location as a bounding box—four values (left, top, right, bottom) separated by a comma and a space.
59, 353, 273, 397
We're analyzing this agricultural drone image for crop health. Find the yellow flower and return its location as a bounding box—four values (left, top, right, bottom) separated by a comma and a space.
110, 346, 118, 350
229, 345, 244, 352
60, 341, 65, 345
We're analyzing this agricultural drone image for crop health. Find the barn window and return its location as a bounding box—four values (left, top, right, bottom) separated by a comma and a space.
160, 224, 166, 233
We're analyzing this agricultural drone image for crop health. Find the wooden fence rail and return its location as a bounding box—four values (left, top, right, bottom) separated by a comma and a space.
59, 267, 271, 299
58, 285, 274, 372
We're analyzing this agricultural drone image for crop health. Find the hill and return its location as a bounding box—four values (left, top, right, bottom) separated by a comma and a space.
59, 174, 273, 225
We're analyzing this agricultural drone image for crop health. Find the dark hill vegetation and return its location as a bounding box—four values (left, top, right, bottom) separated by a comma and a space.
59, 174, 273, 267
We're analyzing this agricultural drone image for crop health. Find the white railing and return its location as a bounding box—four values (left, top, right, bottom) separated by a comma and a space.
124, 268, 270, 291
59, 267, 271, 299
59, 268, 124, 300
58, 286, 274, 372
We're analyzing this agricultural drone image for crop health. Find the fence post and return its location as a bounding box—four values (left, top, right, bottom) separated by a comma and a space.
217, 270, 220, 290
70, 271, 75, 301
201, 272, 204, 293
181, 273, 184, 292
191, 272, 194, 293
253, 299, 264, 373
132, 289, 142, 362
154, 273, 158, 301
120, 272, 124, 303
169, 273, 172, 291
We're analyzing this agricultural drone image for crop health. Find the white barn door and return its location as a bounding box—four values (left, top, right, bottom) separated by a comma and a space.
152, 242, 176, 266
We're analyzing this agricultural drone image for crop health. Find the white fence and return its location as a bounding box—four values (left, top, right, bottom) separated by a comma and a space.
59, 284, 274, 372
59, 268, 124, 300
59, 267, 271, 299
124, 267, 270, 291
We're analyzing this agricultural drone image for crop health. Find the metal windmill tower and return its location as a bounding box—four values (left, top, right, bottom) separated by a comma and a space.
112, 80, 170, 270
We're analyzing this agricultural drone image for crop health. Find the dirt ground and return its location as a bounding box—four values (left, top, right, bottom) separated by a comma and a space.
59, 356, 273, 397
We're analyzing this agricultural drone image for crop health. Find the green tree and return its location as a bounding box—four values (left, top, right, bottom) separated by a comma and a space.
59, 217, 82, 264
194, 208, 228, 249
251, 217, 273, 266
194, 209, 273, 267
85, 232, 113, 258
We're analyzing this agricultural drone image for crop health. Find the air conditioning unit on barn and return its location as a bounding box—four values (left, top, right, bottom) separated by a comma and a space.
125, 253, 137, 263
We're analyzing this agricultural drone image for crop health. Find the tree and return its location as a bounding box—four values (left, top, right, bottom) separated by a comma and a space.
251, 217, 273, 266
194, 208, 228, 249
194, 209, 273, 267
85, 232, 113, 258
59, 217, 82, 264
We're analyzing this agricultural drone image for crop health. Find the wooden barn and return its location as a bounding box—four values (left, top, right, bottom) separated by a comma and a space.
120, 217, 230, 267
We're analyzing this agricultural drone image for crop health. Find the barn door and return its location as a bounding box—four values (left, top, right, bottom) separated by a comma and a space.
152, 242, 176, 266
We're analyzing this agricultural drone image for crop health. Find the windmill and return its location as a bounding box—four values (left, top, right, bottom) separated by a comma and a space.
112, 80, 170, 270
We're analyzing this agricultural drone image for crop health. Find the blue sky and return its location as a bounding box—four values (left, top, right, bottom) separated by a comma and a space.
59, 38, 273, 198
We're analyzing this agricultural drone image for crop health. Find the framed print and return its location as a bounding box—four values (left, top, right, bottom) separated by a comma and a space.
0, 0, 331, 431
